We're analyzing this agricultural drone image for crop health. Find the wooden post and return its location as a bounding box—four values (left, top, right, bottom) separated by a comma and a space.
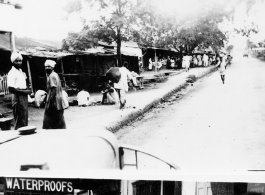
10, 32, 15, 52
80, 56, 85, 73
60, 60, 66, 88
160, 181, 163, 195
26, 60, 33, 93
155, 49, 157, 72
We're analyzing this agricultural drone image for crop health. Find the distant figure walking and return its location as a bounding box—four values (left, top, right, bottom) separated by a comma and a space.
203, 54, 209, 67
114, 61, 137, 109
197, 55, 202, 67
182, 55, 191, 72
218, 55, 226, 84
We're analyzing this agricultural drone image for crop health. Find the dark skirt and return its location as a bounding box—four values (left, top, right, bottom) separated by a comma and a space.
42, 109, 66, 129
13, 94, 28, 130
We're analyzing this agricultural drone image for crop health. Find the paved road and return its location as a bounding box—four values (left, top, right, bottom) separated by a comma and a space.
117, 55, 265, 172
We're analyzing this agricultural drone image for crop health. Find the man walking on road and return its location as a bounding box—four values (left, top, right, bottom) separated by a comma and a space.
114, 61, 137, 109
43, 60, 67, 129
7, 52, 31, 130
218, 54, 226, 84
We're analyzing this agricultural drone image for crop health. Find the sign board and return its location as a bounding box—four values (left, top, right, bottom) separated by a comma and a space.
3, 178, 74, 195
247, 183, 265, 195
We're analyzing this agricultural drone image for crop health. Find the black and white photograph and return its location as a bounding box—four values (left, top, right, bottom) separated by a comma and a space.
1, 0, 265, 184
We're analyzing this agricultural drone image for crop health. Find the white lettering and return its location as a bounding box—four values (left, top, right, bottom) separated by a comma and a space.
26, 179, 32, 190
6, 178, 13, 189
67, 182, 73, 192
38, 180, 44, 191
13, 179, 20, 190
32, 179, 38, 191
19, 179, 25, 189
55, 182, 62, 192
50, 181, 55, 191
44, 180, 50, 191
62, 181, 67, 192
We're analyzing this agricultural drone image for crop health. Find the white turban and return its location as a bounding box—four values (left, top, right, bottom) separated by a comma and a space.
44, 60, 56, 68
10, 52, 23, 63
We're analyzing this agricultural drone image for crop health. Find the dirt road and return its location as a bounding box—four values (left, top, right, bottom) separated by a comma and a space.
116, 55, 265, 172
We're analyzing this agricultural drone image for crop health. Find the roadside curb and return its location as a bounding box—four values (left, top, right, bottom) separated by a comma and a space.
107, 65, 218, 133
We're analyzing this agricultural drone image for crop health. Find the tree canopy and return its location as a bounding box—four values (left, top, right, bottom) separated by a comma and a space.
62, 0, 261, 56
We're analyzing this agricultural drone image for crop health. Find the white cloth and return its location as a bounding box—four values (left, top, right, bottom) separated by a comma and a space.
157, 61, 163, 69
182, 56, 191, 68
28, 95, 35, 103
34, 90, 47, 107
7, 66, 27, 89
45, 60, 56, 68
203, 54, 209, 66
77, 90, 90, 106
106, 87, 119, 104
10, 52, 23, 63
197, 55, 202, 66
114, 67, 133, 92
62, 90, 69, 108
219, 60, 226, 75
148, 59, 152, 70
170, 59, 175, 67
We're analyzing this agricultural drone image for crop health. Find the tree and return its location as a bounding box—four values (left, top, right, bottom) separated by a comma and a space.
132, 0, 232, 54
63, 0, 150, 67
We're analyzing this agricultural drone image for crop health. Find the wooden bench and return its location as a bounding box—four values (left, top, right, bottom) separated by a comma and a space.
0, 117, 13, 130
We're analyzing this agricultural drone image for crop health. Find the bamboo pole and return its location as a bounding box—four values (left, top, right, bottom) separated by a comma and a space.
60, 60, 66, 88
26, 60, 33, 93
10, 32, 15, 52
155, 49, 157, 72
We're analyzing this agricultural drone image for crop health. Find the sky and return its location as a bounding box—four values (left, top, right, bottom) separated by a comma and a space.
4, 0, 265, 46
10, 0, 83, 41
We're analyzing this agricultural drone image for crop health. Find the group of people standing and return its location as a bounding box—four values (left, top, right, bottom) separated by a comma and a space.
147, 53, 220, 72
7, 52, 67, 130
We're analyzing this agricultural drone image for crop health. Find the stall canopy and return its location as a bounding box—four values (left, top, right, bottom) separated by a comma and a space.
98, 41, 142, 57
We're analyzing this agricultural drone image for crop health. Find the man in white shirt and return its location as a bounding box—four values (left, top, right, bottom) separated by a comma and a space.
7, 52, 31, 129
114, 62, 137, 109
77, 89, 90, 107
203, 54, 209, 67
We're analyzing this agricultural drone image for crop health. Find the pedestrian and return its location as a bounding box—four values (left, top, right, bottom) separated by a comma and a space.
192, 55, 198, 68
203, 53, 209, 67
170, 57, 175, 68
148, 58, 152, 71
42, 60, 67, 129
7, 52, 32, 130
114, 61, 137, 109
182, 55, 190, 72
218, 54, 226, 84
197, 55, 202, 67
166, 56, 171, 69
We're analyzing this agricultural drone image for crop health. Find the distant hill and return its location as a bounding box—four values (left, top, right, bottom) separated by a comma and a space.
0, 34, 62, 51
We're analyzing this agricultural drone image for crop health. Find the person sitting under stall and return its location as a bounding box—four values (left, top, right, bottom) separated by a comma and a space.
101, 83, 118, 105
77, 89, 90, 107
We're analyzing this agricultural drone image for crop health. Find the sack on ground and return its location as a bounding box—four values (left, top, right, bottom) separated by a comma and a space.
106, 67, 121, 83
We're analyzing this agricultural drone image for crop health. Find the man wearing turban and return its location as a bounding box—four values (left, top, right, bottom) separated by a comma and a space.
42, 59, 67, 129
7, 52, 31, 129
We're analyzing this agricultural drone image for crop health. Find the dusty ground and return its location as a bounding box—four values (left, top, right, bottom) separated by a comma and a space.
116, 56, 265, 172
0, 72, 171, 130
